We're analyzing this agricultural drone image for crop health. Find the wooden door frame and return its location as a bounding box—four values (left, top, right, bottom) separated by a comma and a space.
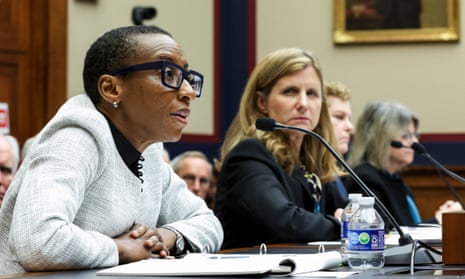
33, 0, 67, 132
1, 0, 68, 144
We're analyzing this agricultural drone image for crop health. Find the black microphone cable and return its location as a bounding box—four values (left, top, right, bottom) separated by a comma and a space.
412, 142, 465, 189
391, 140, 465, 209
412, 145, 465, 211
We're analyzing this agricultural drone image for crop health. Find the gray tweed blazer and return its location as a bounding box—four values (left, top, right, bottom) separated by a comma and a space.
0, 94, 223, 274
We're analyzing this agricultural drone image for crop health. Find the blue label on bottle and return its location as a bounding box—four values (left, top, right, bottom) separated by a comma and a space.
347, 229, 384, 251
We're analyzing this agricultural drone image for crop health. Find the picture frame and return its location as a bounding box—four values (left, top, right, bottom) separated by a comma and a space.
333, 0, 460, 44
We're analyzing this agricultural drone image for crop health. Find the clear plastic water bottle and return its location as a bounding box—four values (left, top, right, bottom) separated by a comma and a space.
347, 196, 385, 270
341, 193, 363, 252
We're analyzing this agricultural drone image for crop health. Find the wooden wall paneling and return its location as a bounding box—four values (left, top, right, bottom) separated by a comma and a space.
0, 53, 31, 140
29, 0, 49, 138
0, 0, 67, 145
45, 0, 67, 121
0, 0, 32, 143
0, 0, 30, 51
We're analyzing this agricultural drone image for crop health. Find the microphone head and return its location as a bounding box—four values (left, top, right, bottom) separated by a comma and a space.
255, 118, 276, 131
411, 142, 427, 154
390, 140, 405, 148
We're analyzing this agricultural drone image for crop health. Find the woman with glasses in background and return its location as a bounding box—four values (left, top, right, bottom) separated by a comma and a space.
344, 101, 463, 228
0, 25, 222, 275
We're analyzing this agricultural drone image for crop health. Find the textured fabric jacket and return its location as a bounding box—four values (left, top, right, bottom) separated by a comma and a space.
215, 138, 343, 249
0, 94, 223, 274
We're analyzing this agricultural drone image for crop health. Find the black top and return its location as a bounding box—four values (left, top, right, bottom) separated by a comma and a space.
102, 113, 144, 183
215, 138, 345, 249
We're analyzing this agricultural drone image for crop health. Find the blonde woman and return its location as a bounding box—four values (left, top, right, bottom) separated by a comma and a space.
215, 48, 345, 249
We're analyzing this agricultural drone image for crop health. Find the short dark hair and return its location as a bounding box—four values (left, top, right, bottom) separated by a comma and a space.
83, 25, 172, 104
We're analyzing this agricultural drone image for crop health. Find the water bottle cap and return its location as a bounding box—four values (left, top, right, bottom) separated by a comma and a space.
348, 193, 362, 201
359, 196, 375, 206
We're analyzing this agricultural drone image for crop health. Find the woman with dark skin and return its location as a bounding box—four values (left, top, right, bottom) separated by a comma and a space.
0, 25, 222, 274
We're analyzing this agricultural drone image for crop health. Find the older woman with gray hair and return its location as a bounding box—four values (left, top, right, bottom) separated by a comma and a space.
344, 101, 462, 228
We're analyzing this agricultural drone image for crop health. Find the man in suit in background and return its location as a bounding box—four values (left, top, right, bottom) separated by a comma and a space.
170, 151, 212, 201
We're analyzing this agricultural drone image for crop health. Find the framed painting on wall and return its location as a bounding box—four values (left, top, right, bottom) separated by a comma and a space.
333, 0, 460, 44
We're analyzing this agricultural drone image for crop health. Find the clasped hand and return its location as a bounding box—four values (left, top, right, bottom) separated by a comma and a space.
113, 223, 177, 264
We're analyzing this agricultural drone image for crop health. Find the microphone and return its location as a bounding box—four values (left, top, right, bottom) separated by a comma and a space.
390, 140, 408, 149
411, 142, 427, 154
256, 118, 413, 246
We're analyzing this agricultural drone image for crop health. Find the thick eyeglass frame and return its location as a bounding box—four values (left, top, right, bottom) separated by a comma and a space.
109, 60, 203, 97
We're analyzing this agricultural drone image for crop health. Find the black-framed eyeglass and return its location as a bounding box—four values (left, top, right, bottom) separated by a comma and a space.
110, 60, 204, 97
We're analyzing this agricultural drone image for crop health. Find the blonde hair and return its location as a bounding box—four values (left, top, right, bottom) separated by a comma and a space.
218, 48, 342, 183
324, 81, 352, 102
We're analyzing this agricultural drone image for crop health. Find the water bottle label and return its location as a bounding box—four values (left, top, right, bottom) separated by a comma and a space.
347, 229, 384, 251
